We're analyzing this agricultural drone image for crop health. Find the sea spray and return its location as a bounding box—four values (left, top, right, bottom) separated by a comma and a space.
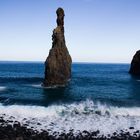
0, 100, 140, 137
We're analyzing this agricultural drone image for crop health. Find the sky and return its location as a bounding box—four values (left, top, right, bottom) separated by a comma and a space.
0, 0, 140, 63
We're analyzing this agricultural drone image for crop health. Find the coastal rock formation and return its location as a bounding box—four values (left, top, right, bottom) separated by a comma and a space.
43, 8, 72, 87
129, 50, 140, 75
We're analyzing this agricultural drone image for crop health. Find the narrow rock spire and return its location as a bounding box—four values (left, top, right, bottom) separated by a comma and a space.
43, 8, 72, 87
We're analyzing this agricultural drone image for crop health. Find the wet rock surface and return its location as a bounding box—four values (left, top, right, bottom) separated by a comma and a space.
43, 8, 72, 87
0, 117, 140, 140
129, 50, 140, 75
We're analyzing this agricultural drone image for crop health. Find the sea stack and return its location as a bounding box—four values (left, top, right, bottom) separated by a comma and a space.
43, 8, 72, 87
129, 50, 140, 75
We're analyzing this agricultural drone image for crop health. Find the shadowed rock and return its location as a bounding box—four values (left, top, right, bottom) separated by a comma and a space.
129, 50, 140, 75
43, 8, 72, 87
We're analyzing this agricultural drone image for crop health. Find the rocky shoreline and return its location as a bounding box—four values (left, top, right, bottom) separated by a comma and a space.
0, 116, 140, 140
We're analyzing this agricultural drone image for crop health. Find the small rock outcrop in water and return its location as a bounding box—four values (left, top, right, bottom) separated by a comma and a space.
129, 50, 140, 75
43, 8, 72, 87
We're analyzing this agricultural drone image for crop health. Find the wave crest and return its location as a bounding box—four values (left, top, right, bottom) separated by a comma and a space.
0, 86, 7, 91
0, 100, 140, 136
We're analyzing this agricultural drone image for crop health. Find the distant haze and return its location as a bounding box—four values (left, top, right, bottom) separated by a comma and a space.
0, 0, 140, 63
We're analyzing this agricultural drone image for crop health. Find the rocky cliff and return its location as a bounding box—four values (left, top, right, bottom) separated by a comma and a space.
43, 8, 72, 87
129, 50, 140, 75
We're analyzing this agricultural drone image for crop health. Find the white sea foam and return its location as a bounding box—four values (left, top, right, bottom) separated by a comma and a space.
42, 85, 66, 89
31, 84, 42, 88
0, 100, 140, 136
0, 86, 7, 91
31, 84, 65, 88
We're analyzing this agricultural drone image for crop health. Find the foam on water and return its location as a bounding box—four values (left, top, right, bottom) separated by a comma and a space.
31, 84, 42, 88
31, 84, 65, 89
0, 100, 140, 136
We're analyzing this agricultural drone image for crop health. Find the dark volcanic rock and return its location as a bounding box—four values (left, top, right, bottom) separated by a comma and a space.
1, 118, 140, 140
43, 8, 72, 87
129, 50, 140, 75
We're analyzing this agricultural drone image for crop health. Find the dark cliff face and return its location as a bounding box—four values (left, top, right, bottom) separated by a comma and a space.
129, 50, 140, 75
43, 8, 72, 87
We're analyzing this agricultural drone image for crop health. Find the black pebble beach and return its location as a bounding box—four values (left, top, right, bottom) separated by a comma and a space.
0, 117, 140, 140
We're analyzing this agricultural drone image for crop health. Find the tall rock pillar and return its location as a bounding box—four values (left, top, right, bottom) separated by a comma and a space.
43, 8, 72, 87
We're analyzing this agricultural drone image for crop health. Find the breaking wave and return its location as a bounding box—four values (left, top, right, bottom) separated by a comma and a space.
0, 100, 140, 136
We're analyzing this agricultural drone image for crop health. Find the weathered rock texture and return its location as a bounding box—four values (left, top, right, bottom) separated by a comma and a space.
129, 50, 140, 75
43, 8, 72, 87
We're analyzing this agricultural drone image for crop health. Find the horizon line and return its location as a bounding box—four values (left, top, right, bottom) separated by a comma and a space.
0, 60, 130, 64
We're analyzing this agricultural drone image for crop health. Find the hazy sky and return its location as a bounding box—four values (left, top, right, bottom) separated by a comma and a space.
0, 0, 140, 63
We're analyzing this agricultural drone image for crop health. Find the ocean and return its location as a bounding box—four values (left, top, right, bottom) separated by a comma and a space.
0, 62, 140, 137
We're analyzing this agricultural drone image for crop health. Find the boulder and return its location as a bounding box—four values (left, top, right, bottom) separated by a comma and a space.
129, 50, 140, 75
